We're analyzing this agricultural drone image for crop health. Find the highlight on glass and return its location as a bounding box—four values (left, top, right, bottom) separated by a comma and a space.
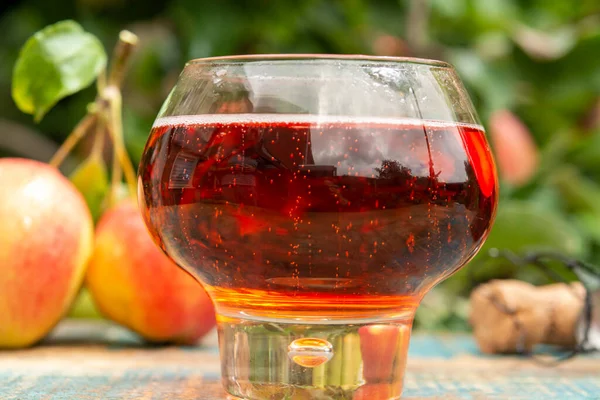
138, 54, 498, 400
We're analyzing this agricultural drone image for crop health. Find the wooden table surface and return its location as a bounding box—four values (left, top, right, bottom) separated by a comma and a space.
0, 320, 598, 399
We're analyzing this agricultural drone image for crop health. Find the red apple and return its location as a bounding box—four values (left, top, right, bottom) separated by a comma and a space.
85, 201, 215, 344
0, 158, 94, 348
489, 109, 539, 187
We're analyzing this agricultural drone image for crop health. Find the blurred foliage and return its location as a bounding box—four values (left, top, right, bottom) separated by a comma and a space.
1, 0, 600, 331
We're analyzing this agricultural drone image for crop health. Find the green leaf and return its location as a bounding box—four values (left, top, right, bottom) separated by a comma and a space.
69, 153, 109, 222
567, 132, 600, 173
574, 212, 600, 244
548, 166, 600, 215
453, 200, 588, 289
12, 20, 107, 122
479, 200, 588, 257
520, 185, 564, 212
450, 50, 518, 115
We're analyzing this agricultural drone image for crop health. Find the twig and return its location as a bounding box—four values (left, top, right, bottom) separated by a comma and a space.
110, 137, 122, 206
108, 30, 138, 88
97, 68, 106, 94
49, 113, 97, 168
105, 86, 137, 197
91, 113, 105, 160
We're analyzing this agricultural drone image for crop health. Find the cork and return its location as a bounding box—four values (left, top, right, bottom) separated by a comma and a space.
469, 280, 585, 354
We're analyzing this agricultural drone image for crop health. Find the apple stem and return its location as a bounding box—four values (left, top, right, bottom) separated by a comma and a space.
104, 85, 137, 202
91, 116, 105, 160
49, 113, 97, 168
105, 31, 139, 202
109, 123, 122, 206
109, 31, 138, 88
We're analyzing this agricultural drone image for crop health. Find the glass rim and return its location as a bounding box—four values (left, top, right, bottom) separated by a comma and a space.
186, 53, 452, 68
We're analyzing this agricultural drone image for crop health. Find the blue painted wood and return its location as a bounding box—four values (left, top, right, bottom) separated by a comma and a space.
408, 334, 482, 359
0, 321, 598, 399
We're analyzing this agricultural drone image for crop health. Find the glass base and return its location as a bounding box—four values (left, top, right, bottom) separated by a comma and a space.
218, 314, 413, 400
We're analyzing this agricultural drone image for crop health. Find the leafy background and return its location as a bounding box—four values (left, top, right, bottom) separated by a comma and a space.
1, 0, 599, 331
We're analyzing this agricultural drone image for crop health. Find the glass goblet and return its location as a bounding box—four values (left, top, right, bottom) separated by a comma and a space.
138, 55, 498, 400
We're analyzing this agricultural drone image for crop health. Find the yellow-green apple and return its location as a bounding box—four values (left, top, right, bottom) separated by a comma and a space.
86, 201, 215, 344
0, 158, 93, 348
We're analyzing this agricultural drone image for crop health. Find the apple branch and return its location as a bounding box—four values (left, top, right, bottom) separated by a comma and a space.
49, 29, 139, 205
49, 113, 97, 168
105, 30, 139, 200
104, 86, 137, 201
109, 31, 138, 88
